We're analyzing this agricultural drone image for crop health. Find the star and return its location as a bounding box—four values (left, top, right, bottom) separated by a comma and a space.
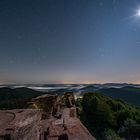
9, 60, 15, 64
99, 2, 103, 7
17, 35, 23, 40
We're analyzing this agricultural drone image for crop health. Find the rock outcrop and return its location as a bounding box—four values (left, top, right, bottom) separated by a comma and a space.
0, 109, 41, 140
0, 92, 96, 140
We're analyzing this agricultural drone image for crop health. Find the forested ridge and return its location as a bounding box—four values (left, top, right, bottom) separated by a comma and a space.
77, 92, 140, 140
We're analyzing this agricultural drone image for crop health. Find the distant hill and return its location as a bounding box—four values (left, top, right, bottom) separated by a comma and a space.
0, 87, 44, 109
80, 85, 99, 95
98, 86, 140, 106
101, 83, 140, 88
50, 89, 68, 96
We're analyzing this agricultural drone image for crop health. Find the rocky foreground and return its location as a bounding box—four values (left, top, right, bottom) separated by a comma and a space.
0, 92, 96, 140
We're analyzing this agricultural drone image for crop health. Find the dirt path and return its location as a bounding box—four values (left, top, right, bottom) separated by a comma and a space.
47, 107, 96, 140
62, 108, 96, 140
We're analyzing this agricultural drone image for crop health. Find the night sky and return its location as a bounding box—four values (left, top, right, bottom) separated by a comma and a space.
0, 0, 140, 84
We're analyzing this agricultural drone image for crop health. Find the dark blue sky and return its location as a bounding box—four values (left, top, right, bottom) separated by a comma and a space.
0, 0, 140, 84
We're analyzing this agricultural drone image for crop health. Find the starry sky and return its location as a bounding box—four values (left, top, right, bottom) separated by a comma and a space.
0, 0, 140, 84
